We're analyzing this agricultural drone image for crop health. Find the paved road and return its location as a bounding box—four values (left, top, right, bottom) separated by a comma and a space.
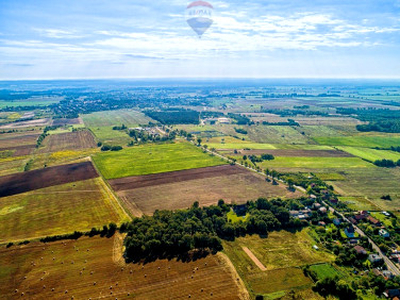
323, 201, 400, 276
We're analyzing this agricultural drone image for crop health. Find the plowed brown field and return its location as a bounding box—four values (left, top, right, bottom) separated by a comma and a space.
0, 161, 99, 197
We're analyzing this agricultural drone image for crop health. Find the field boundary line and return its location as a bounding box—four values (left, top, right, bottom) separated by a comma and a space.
242, 246, 267, 271
218, 252, 251, 300
89, 156, 135, 221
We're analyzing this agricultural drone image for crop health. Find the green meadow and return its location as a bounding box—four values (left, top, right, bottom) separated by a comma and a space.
93, 142, 226, 179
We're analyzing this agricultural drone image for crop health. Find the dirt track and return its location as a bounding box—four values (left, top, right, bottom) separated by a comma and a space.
109, 164, 248, 191
242, 247, 267, 271
0, 161, 99, 197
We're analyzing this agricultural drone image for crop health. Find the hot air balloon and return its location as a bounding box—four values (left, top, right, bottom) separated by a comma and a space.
186, 1, 214, 38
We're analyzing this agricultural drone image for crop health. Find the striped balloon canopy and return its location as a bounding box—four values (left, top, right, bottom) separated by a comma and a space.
186, 1, 214, 38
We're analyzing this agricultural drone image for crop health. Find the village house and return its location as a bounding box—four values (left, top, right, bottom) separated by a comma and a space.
379, 229, 390, 238
344, 226, 355, 238
383, 289, 400, 299
353, 245, 367, 255
367, 216, 382, 227
333, 218, 341, 226
368, 254, 383, 264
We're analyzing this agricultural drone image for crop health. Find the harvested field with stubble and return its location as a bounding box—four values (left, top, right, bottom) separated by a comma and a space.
114, 167, 302, 216
0, 161, 98, 197
40, 130, 97, 153
0, 235, 249, 300
0, 132, 40, 149
0, 178, 129, 243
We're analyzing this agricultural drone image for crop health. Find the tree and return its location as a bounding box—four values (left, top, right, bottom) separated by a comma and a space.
197, 138, 202, 146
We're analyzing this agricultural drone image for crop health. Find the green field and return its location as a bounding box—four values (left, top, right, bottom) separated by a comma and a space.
223, 229, 333, 297
315, 173, 346, 181
82, 109, 153, 127
227, 211, 249, 223
328, 168, 400, 210
309, 264, 344, 281
0, 178, 129, 243
314, 136, 400, 148
339, 196, 381, 211
260, 156, 374, 169
93, 142, 226, 179
337, 146, 400, 162
89, 126, 132, 145
246, 125, 312, 144
0, 97, 61, 108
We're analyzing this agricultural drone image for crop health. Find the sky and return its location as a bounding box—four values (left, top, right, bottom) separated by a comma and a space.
0, 0, 400, 80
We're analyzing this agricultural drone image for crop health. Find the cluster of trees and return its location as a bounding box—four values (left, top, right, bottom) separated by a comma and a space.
227, 113, 252, 125
145, 109, 200, 125
313, 276, 356, 299
122, 199, 305, 262
243, 154, 275, 164
112, 124, 127, 130
234, 127, 248, 134
101, 145, 123, 151
374, 159, 400, 168
261, 119, 300, 127
260, 108, 328, 117
357, 120, 400, 133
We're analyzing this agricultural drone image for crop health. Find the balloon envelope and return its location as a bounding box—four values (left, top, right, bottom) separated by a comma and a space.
186, 1, 213, 37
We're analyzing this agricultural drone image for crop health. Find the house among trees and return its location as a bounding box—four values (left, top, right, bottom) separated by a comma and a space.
333, 218, 341, 226
383, 288, 400, 299
344, 226, 355, 238
379, 229, 390, 238
367, 216, 382, 227
353, 245, 367, 255
348, 217, 357, 225
319, 207, 327, 214
368, 254, 383, 264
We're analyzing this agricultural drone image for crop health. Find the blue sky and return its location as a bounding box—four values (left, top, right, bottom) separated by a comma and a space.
0, 0, 400, 79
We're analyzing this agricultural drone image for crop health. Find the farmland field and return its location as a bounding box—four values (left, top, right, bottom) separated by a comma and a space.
327, 168, 400, 210
0, 178, 129, 243
40, 130, 97, 153
223, 229, 333, 297
93, 142, 226, 179
309, 264, 344, 281
245, 125, 312, 144
259, 156, 373, 169
339, 196, 381, 211
115, 168, 302, 216
82, 109, 154, 127
0, 235, 248, 299
0, 156, 30, 177
0, 161, 99, 197
0, 132, 40, 149
235, 149, 353, 157
336, 146, 400, 162
0, 118, 51, 129
314, 136, 400, 148
89, 126, 133, 145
